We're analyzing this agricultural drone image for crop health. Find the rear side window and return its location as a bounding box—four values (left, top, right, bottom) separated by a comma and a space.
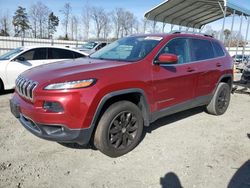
33, 48, 47, 60
48, 48, 74, 59
212, 41, 225, 57
190, 39, 215, 61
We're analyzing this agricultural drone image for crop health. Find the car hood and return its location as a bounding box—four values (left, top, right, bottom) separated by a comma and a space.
21, 58, 130, 83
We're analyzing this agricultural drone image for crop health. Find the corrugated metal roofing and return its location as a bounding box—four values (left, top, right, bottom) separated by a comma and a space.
144, 0, 250, 29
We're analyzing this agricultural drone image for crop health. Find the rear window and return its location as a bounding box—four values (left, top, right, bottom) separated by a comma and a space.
212, 41, 225, 57
190, 39, 215, 61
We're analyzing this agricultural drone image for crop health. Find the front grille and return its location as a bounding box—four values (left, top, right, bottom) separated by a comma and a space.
15, 76, 38, 101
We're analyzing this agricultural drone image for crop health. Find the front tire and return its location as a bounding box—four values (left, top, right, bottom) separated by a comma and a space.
206, 82, 231, 115
94, 101, 143, 157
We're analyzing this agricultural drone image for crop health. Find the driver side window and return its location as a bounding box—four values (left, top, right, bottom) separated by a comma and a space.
158, 38, 190, 64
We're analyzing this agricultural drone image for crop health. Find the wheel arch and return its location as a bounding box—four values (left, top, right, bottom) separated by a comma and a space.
0, 77, 4, 91
218, 74, 233, 89
91, 89, 151, 129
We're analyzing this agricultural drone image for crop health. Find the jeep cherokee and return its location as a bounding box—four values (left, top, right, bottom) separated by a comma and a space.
10, 33, 233, 157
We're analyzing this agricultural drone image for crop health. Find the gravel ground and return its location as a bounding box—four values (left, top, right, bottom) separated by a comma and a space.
0, 74, 250, 188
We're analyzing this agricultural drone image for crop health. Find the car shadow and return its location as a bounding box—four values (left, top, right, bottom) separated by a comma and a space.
0, 89, 14, 96
160, 172, 183, 188
58, 142, 97, 150
59, 107, 205, 150
228, 160, 250, 188
144, 106, 205, 136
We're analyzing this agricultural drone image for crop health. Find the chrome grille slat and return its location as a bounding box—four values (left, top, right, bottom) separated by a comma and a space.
15, 76, 38, 101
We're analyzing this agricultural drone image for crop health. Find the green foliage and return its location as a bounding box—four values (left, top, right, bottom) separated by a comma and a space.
12, 6, 30, 37
0, 29, 10, 36
48, 12, 59, 38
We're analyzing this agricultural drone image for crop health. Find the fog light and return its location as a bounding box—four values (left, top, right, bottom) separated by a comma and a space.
43, 101, 64, 112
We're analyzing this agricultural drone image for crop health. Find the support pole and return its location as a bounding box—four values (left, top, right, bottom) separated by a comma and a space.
242, 16, 250, 58
228, 10, 236, 52
235, 13, 244, 59
170, 24, 174, 31
220, 6, 227, 41
162, 22, 166, 33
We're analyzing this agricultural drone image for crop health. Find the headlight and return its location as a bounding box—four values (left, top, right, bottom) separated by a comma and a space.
44, 79, 96, 90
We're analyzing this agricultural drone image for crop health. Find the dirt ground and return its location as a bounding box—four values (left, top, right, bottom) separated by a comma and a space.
0, 73, 250, 188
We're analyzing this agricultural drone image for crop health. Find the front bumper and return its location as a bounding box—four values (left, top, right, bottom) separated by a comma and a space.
18, 113, 92, 145
10, 95, 94, 145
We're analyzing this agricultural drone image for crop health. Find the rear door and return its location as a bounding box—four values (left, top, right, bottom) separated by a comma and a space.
152, 37, 197, 111
189, 38, 221, 97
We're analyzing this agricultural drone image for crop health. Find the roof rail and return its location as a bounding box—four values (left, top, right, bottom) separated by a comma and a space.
170, 30, 213, 38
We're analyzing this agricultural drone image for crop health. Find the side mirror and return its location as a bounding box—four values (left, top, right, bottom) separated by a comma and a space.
155, 53, 178, 64
15, 56, 26, 62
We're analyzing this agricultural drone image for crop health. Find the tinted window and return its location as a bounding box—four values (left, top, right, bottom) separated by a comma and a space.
48, 48, 74, 59
33, 48, 47, 60
191, 39, 214, 61
212, 42, 225, 57
158, 38, 190, 64
20, 50, 35, 60
73, 52, 85, 58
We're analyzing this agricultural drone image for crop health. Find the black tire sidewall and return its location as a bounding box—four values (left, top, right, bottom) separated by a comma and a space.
214, 83, 230, 115
94, 101, 143, 157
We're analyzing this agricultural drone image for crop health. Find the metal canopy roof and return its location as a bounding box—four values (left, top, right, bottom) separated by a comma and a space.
144, 0, 250, 29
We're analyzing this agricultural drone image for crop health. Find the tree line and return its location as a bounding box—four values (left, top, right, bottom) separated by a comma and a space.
0, 2, 159, 41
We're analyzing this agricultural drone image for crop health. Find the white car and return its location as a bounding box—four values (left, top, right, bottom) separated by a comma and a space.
0, 46, 88, 91
75, 41, 109, 55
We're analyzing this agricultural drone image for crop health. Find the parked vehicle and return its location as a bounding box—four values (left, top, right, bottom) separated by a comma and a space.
234, 55, 250, 72
240, 64, 250, 84
0, 46, 87, 91
75, 41, 109, 55
10, 33, 233, 157
232, 54, 247, 63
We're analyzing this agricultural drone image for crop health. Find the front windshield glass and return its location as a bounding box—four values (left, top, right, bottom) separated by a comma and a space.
90, 36, 163, 62
82, 42, 98, 50
0, 48, 23, 60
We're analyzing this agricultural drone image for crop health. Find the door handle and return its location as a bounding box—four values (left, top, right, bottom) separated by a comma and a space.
216, 63, 222, 67
187, 67, 195, 72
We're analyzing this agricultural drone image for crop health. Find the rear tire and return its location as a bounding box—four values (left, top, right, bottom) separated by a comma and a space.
206, 82, 230, 115
94, 101, 143, 157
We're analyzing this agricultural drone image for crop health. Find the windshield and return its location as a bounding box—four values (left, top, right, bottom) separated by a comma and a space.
90, 36, 163, 62
82, 42, 98, 50
0, 48, 23, 60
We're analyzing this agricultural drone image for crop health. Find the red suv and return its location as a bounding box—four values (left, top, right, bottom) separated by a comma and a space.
10, 33, 233, 157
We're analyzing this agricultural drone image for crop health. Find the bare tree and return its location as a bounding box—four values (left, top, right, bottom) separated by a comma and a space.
70, 15, 79, 40
0, 12, 11, 36
141, 18, 149, 34
60, 3, 72, 39
120, 11, 136, 37
82, 5, 91, 40
90, 7, 107, 39
29, 2, 50, 38
101, 12, 110, 39
112, 8, 123, 39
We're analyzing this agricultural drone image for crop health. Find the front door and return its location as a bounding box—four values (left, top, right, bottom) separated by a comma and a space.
152, 37, 197, 111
